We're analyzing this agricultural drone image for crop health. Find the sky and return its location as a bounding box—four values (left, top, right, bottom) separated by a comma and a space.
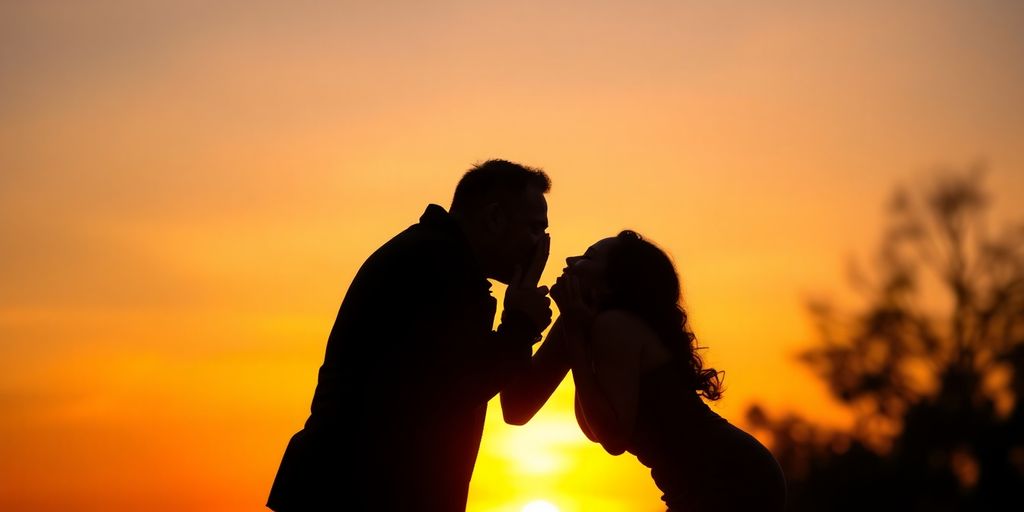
2, 1, 1023, 510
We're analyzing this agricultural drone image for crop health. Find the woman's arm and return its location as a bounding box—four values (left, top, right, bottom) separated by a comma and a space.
574, 393, 598, 442
567, 310, 644, 455
500, 317, 572, 425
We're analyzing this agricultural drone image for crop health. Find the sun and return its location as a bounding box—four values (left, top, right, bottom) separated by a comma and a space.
521, 499, 560, 512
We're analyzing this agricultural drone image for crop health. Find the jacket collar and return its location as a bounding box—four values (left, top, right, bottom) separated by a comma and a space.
419, 204, 492, 293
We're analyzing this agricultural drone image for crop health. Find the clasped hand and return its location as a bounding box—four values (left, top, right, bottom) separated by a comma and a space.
503, 234, 553, 337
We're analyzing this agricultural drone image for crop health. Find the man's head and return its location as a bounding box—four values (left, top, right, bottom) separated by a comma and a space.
449, 159, 550, 284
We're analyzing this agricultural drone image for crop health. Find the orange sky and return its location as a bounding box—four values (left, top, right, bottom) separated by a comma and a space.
2, 1, 1023, 510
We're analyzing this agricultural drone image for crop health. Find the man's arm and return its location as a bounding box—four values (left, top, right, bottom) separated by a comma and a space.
413, 235, 552, 412
418, 293, 543, 412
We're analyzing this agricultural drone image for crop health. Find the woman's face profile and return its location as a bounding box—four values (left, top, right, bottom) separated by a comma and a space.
558, 237, 617, 304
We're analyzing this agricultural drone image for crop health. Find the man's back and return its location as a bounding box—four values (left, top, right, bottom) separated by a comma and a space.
268, 205, 510, 511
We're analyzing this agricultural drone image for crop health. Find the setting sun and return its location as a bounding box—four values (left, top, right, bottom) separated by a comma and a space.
522, 499, 560, 512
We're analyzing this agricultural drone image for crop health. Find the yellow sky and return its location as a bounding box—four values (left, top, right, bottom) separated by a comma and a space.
2, 1, 1023, 510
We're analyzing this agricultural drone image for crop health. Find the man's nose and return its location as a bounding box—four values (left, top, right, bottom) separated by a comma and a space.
566, 256, 579, 266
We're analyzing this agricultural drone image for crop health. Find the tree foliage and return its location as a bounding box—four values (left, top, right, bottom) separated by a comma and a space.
748, 166, 1024, 510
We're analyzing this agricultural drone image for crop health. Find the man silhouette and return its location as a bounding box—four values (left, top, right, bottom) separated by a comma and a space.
268, 160, 553, 511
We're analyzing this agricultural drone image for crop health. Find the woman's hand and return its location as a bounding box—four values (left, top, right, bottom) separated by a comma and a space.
552, 274, 599, 356
553, 274, 598, 323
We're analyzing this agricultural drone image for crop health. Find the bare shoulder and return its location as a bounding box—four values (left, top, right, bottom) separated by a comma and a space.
591, 310, 659, 355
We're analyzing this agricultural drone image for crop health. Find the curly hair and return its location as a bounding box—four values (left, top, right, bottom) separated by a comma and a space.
604, 230, 723, 401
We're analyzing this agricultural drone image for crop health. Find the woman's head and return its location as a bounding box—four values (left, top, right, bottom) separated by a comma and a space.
558, 236, 616, 305
561, 230, 723, 400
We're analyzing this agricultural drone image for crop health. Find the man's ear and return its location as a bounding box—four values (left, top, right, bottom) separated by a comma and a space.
483, 202, 506, 234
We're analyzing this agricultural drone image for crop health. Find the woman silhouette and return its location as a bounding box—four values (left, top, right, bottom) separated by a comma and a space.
501, 230, 786, 511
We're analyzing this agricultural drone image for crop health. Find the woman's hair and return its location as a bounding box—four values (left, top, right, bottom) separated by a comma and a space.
604, 230, 723, 401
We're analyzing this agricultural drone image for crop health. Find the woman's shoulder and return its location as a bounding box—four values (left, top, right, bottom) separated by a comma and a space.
592, 310, 672, 368
591, 310, 659, 350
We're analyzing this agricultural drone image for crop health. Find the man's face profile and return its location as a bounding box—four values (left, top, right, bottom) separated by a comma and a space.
491, 187, 548, 284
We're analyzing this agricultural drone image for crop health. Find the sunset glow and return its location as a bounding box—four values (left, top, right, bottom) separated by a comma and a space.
522, 500, 560, 512
2, 1, 1023, 510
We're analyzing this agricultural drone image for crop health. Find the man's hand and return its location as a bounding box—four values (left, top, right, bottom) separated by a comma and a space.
503, 234, 552, 337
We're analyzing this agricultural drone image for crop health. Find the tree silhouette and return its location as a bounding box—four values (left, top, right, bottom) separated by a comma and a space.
748, 165, 1024, 511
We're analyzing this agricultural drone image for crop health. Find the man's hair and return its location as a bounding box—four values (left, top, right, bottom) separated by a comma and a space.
450, 159, 551, 215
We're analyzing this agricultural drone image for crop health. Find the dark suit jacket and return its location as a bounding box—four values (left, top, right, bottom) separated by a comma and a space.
267, 204, 538, 511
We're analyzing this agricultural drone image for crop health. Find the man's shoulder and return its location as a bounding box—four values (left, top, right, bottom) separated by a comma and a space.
376, 219, 460, 261
358, 213, 465, 276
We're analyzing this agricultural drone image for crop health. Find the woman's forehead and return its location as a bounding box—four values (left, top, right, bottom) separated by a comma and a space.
586, 237, 619, 256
